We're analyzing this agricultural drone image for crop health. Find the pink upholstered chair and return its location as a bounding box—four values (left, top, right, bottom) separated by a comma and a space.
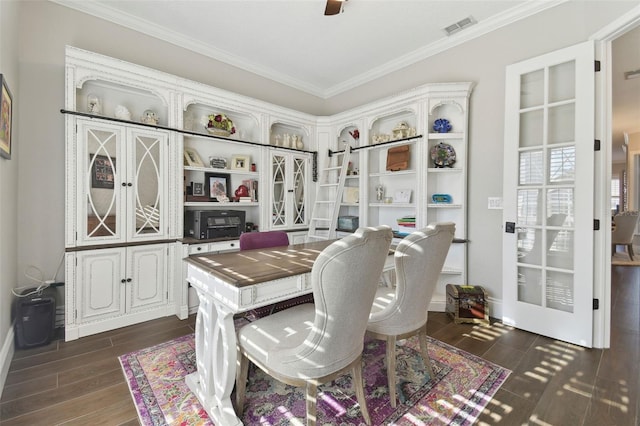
239, 230, 290, 251
235, 226, 393, 426
239, 231, 314, 320
366, 222, 455, 407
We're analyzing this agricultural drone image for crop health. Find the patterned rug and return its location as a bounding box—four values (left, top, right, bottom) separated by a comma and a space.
119, 333, 510, 425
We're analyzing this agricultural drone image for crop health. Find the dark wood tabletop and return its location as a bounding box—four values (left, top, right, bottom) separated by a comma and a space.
184, 239, 335, 288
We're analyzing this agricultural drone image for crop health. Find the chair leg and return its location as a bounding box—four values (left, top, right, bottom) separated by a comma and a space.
235, 352, 250, 414
305, 380, 318, 426
351, 358, 371, 426
386, 335, 397, 408
418, 326, 435, 379
628, 244, 635, 261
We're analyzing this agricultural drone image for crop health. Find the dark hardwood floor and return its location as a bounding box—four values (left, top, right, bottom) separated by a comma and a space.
1, 267, 638, 425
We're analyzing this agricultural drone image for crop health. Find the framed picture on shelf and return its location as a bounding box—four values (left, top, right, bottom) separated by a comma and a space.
0, 74, 13, 160
90, 154, 116, 189
184, 147, 204, 167
192, 182, 205, 196
205, 172, 231, 201
231, 155, 250, 171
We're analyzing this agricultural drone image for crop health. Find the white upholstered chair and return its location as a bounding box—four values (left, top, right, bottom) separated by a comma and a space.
235, 226, 393, 426
366, 222, 455, 407
612, 210, 639, 260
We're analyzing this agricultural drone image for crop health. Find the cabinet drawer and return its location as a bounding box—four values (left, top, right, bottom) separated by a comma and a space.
209, 240, 239, 252
188, 243, 210, 254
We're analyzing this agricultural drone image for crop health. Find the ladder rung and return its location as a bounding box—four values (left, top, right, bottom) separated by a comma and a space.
315, 201, 335, 204
311, 217, 331, 222
324, 166, 342, 171
320, 183, 339, 187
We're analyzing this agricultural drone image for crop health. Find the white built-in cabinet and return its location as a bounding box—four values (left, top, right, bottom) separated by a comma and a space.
328, 83, 473, 308
64, 46, 472, 337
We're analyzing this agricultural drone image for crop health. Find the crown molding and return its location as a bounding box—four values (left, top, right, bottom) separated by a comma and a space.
51, 0, 566, 99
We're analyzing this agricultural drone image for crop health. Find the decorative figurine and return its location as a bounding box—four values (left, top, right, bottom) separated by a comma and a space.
87, 94, 101, 114
141, 109, 159, 125
375, 184, 385, 201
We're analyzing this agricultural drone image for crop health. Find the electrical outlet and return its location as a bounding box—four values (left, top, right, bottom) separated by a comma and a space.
488, 197, 503, 209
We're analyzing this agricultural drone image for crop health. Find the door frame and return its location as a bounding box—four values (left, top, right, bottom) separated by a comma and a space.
591, 5, 640, 348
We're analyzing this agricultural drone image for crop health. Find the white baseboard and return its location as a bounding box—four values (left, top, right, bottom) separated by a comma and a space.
0, 326, 15, 400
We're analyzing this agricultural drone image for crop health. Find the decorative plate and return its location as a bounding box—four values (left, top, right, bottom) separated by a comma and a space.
433, 118, 452, 133
430, 142, 456, 167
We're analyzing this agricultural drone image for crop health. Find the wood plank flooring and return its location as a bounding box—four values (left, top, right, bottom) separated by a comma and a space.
1, 267, 638, 425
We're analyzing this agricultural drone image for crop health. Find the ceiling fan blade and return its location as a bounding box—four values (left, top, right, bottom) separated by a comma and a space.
324, 0, 343, 16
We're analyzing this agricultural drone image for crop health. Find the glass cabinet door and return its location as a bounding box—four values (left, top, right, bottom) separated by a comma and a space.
129, 128, 166, 240
291, 156, 306, 225
81, 121, 123, 244
271, 153, 286, 227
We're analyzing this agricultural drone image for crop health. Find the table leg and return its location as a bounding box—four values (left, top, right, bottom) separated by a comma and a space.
185, 288, 242, 425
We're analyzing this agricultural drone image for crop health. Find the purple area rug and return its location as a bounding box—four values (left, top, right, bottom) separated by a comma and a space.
119, 333, 510, 425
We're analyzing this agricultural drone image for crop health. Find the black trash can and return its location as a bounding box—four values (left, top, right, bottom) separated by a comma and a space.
12, 287, 57, 349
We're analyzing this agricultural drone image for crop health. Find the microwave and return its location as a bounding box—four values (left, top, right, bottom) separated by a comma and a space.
184, 210, 246, 240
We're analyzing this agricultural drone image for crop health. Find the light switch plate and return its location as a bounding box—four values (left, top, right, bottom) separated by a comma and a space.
488, 197, 503, 209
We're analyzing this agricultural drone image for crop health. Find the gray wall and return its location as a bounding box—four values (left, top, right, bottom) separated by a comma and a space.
4, 0, 637, 368
0, 0, 20, 394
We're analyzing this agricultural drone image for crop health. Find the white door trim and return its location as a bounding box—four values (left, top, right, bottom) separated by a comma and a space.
590, 4, 640, 349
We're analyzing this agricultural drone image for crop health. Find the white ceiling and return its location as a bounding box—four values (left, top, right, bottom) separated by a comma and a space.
52, 0, 563, 98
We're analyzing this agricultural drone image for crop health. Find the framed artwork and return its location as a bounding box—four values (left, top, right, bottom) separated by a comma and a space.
91, 154, 116, 189
0, 74, 13, 160
205, 172, 231, 201
231, 155, 250, 171
192, 182, 205, 196
184, 147, 204, 167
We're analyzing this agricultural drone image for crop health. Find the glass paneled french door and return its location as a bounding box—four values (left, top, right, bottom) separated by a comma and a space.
502, 41, 595, 347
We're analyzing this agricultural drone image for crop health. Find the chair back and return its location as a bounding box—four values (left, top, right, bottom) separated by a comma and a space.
239, 230, 289, 250
612, 211, 639, 245
275, 226, 392, 378
369, 223, 455, 335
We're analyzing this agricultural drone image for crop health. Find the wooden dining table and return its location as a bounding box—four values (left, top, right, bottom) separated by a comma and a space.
183, 238, 396, 425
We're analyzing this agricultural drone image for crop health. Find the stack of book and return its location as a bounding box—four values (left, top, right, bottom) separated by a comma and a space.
238, 197, 253, 203
396, 216, 416, 236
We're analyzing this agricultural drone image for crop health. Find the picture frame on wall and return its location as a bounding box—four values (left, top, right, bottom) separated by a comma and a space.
90, 154, 116, 189
0, 74, 13, 160
205, 172, 231, 201
230, 155, 250, 171
184, 147, 204, 167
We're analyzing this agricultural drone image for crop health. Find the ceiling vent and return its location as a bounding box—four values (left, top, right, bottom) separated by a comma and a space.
443, 16, 477, 36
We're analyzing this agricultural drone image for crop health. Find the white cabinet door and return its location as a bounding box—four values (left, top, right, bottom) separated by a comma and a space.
127, 244, 167, 313
269, 150, 310, 229
76, 247, 126, 323
76, 119, 168, 246
502, 41, 594, 347
70, 244, 169, 338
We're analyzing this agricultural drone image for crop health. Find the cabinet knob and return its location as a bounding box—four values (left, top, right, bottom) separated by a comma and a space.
197, 247, 202, 251
127, 278, 132, 282
121, 279, 126, 283
127, 182, 133, 187
288, 189, 294, 193
230, 243, 235, 247
121, 183, 127, 187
